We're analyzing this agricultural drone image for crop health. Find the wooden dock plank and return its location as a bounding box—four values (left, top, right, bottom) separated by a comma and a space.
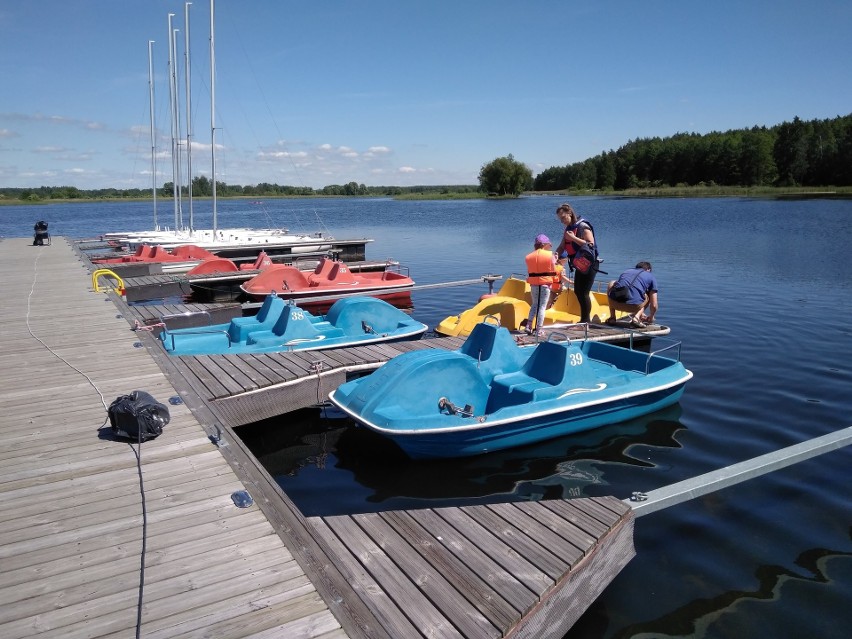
308, 517, 408, 639
463, 504, 570, 580
322, 514, 463, 638
402, 508, 537, 616
431, 506, 553, 596
485, 502, 586, 569
179, 355, 232, 398
381, 510, 522, 631
353, 512, 501, 639
241, 353, 290, 385
540, 499, 611, 539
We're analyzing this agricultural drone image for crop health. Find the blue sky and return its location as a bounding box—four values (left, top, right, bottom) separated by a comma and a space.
1, 0, 850, 190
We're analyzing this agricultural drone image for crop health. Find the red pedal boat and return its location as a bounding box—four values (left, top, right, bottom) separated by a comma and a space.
239, 256, 415, 307
93, 243, 218, 264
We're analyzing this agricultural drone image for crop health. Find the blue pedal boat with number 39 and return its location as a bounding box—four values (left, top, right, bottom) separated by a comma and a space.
159, 294, 427, 355
329, 322, 692, 459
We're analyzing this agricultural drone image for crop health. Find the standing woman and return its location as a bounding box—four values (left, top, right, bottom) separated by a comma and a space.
555, 202, 597, 324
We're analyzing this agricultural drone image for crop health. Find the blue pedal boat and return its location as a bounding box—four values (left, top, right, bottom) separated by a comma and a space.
329, 322, 693, 459
159, 294, 428, 355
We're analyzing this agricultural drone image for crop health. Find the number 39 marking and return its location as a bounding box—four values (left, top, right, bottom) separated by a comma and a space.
569, 352, 584, 366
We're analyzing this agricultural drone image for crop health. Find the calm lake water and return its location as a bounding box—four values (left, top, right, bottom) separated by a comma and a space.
3, 195, 851, 638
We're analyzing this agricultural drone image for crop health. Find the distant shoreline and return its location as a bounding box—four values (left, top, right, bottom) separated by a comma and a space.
2, 185, 851, 206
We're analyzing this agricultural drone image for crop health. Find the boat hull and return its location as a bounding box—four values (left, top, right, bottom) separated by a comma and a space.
329, 323, 692, 459
335, 383, 687, 459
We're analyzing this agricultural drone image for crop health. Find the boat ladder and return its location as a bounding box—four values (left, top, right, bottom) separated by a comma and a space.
92, 268, 125, 295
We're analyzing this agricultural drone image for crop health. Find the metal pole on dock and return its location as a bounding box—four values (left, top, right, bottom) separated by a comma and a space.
626, 424, 852, 516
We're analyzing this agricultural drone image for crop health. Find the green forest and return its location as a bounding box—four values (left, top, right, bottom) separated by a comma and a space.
2, 113, 850, 203
533, 113, 852, 191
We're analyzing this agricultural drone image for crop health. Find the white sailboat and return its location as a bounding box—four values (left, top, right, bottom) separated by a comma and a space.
104, 0, 369, 258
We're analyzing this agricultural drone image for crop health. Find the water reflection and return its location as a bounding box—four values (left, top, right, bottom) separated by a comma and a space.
590, 540, 852, 639
237, 404, 686, 516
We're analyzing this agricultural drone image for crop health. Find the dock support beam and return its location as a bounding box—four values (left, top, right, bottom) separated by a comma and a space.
626, 425, 852, 516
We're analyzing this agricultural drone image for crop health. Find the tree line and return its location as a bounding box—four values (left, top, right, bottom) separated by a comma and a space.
1, 177, 480, 202
533, 113, 852, 191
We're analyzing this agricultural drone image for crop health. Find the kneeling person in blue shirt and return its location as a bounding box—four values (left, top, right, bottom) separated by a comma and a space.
606, 261, 658, 328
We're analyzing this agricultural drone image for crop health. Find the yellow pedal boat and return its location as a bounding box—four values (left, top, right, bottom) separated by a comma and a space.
435, 274, 627, 337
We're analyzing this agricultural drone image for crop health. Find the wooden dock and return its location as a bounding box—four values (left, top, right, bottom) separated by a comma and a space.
1, 237, 346, 638
0, 236, 637, 638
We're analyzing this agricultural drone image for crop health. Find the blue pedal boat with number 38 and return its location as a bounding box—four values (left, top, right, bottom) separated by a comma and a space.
329, 322, 692, 459
159, 294, 427, 355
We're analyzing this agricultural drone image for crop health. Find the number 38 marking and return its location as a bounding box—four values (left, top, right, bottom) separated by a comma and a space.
569, 352, 584, 366
291, 311, 305, 320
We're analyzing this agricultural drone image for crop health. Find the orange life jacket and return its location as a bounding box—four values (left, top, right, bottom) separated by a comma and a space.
525, 249, 556, 286
551, 264, 564, 291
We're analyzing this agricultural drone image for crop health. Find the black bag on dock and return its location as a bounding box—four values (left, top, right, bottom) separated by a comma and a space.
108, 390, 170, 442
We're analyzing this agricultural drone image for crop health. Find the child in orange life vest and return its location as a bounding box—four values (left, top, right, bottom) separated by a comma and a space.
547, 255, 572, 308
523, 234, 557, 335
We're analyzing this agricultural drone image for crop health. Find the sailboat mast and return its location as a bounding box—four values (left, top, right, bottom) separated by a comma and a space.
210, 0, 217, 234
167, 13, 179, 231
148, 40, 158, 229
184, 2, 194, 231
172, 24, 184, 229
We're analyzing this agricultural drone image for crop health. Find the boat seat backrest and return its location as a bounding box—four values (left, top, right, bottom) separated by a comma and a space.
270, 306, 322, 341
332, 262, 356, 282
149, 246, 172, 260
227, 296, 286, 342
309, 261, 357, 286
458, 323, 499, 360
497, 277, 532, 304
521, 340, 569, 386
256, 295, 286, 323
550, 288, 582, 317
251, 251, 273, 270
458, 323, 527, 382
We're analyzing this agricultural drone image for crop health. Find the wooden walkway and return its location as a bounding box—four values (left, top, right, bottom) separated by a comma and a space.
0, 238, 346, 638
1, 237, 637, 638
